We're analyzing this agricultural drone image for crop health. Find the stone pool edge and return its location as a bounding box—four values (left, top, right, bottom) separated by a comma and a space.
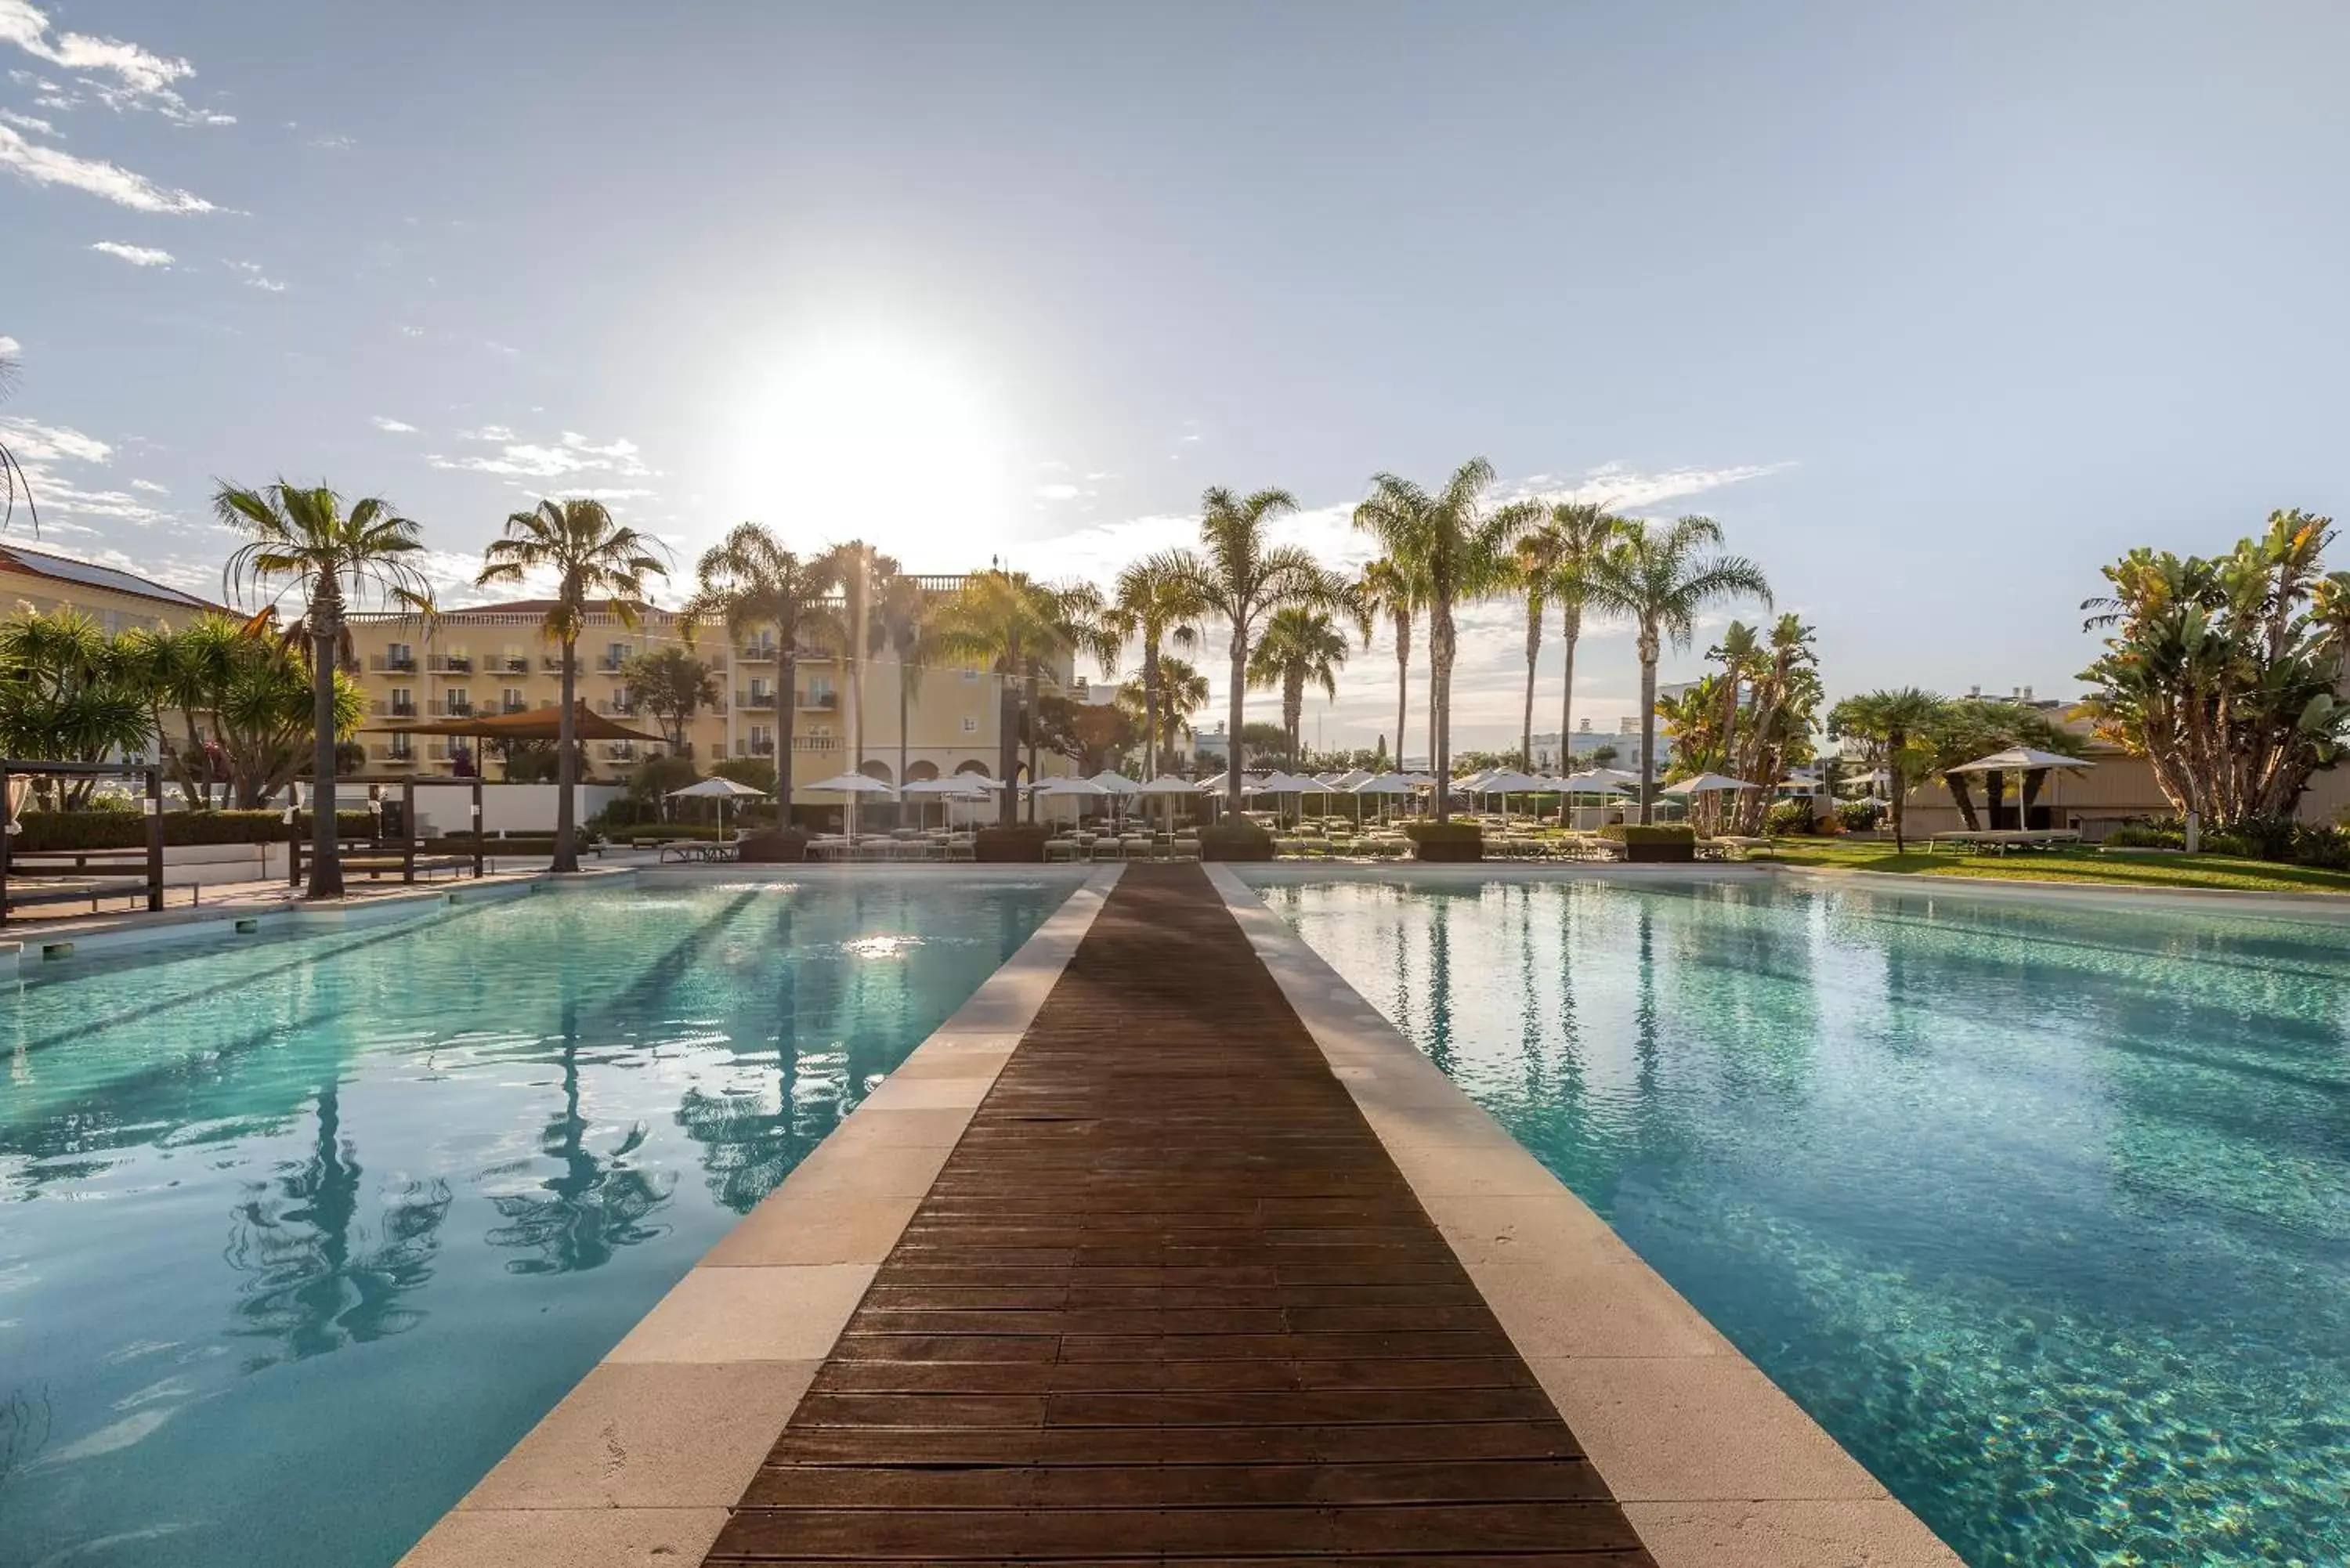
1203, 863, 1968, 1568
393, 864, 1126, 1568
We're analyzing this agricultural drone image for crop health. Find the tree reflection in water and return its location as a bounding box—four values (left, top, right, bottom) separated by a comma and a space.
226, 1082, 453, 1366
486, 997, 673, 1274
678, 901, 829, 1214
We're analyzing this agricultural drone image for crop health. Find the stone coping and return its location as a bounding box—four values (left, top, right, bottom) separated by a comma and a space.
395, 865, 1125, 1568
1203, 864, 1965, 1568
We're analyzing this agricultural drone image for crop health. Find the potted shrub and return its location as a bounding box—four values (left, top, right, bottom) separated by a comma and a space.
1401, 821, 1484, 862
738, 827, 810, 863
1600, 823, 1697, 863
974, 824, 1054, 862
1198, 823, 1275, 862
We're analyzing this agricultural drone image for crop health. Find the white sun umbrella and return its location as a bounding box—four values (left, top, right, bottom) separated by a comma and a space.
667, 773, 770, 836
1129, 771, 1200, 829
1662, 772, 1760, 796
902, 774, 989, 828
1947, 746, 2094, 832
1088, 769, 1141, 794
1327, 768, 1371, 790
1350, 770, 1415, 826
803, 770, 898, 839
1473, 768, 1549, 818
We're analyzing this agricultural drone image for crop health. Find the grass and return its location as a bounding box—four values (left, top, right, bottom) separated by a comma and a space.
1751, 837, 2350, 895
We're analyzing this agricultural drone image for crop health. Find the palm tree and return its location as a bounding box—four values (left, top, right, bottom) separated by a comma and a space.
0, 351, 36, 532
1101, 555, 1205, 779
1354, 558, 1417, 771
1828, 687, 1946, 851
823, 541, 882, 780
1542, 501, 1633, 772
218, 480, 432, 897
1169, 486, 1340, 819
868, 558, 932, 790
1354, 459, 1545, 820
681, 523, 841, 826
929, 570, 1115, 825
1706, 620, 1762, 776
476, 498, 669, 872
1510, 533, 1553, 769
1246, 608, 1350, 771
1119, 655, 1209, 770
1582, 515, 1771, 824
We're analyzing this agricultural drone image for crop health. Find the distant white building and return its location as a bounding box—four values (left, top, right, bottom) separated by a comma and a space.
1528, 718, 1672, 774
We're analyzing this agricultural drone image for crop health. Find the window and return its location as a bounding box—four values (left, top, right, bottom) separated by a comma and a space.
390, 685, 415, 716
501, 687, 524, 712
446, 687, 470, 714
961, 715, 978, 734
386, 641, 414, 670
389, 733, 413, 760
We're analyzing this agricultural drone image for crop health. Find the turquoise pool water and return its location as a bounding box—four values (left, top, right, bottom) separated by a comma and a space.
1249, 870, 2350, 1568
0, 874, 1079, 1568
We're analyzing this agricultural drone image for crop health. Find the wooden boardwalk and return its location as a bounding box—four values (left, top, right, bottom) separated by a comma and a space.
703, 863, 1657, 1566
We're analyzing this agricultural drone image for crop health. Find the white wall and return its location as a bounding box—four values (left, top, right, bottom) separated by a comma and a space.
409, 783, 625, 836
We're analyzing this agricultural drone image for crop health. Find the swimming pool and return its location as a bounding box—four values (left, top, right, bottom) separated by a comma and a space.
1246, 868, 2350, 1568
0, 872, 1082, 1568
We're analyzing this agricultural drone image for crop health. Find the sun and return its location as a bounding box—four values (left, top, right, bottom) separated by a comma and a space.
718, 331, 1014, 567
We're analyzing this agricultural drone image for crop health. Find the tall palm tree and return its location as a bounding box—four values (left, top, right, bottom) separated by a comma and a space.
218, 480, 432, 897
476, 498, 669, 872
1168, 486, 1339, 819
681, 523, 841, 826
823, 541, 882, 780
1101, 555, 1205, 779
1542, 500, 1632, 774
1828, 687, 1946, 851
1705, 620, 1763, 777
1510, 533, 1554, 769
1246, 608, 1350, 771
1583, 515, 1772, 824
868, 558, 932, 790
1354, 558, 1418, 769
1354, 459, 1545, 820
930, 569, 1116, 825
1118, 654, 1209, 770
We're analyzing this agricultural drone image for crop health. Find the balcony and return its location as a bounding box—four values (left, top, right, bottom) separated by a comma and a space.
490, 654, 531, 674
428, 654, 474, 674
799, 692, 840, 711
595, 698, 640, 716
790, 735, 839, 752
499, 699, 529, 714
735, 688, 779, 710
541, 654, 576, 674
597, 654, 627, 674
430, 700, 474, 718
369, 652, 418, 674
369, 743, 418, 764
371, 699, 419, 718
741, 739, 777, 757
738, 643, 777, 663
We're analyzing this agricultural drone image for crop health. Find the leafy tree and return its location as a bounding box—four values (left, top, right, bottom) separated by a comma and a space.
711, 755, 778, 793
1239, 720, 1292, 768
1582, 515, 1771, 824
0, 609, 154, 805
622, 645, 719, 753
1827, 687, 1946, 851
682, 523, 841, 823
1588, 742, 1620, 769
1030, 693, 1140, 775
868, 558, 933, 789
1917, 699, 2081, 830
218, 479, 432, 897
115, 615, 242, 806
1354, 459, 1546, 820
2077, 510, 2350, 826
1168, 486, 1341, 818
929, 570, 1115, 823
1117, 654, 1208, 771
1101, 554, 1204, 779
1354, 558, 1418, 773
477, 497, 669, 873
1246, 607, 1349, 771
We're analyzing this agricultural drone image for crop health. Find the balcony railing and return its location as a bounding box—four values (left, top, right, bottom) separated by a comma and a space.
430, 700, 474, 717
597, 654, 627, 673
738, 644, 777, 663
490, 654, 531, 674
368, 743, 418, 763
541, 655, 575, 674
428, 654, 474, 674
595, 698, 640, 716
369, 652, 418, 673
499, 699, 529, 714
740, 739, 777, 757
371, 700, 419, 718
790, 735, 838, 752
799, 692, 839, 710
736, 688, 779, 710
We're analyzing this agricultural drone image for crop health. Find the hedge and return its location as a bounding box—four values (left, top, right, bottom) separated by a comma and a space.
1199, 823, 1275, 862
11, 809, 374, 852
1401, 820, 1482, 862
1599, 824, 1697, 844
975, 825, 1054, 862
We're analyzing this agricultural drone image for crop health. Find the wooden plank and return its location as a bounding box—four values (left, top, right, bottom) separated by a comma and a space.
699, 865, 1654, 1567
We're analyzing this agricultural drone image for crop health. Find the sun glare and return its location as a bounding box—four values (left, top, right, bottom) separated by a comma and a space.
721, 334, 1014, 565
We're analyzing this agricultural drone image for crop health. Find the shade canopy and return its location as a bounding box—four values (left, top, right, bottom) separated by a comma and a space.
1032, 776, 1110, 797
804, 772, 898, 796
902, 776, 992, 797
1475, 770, 1549, 794
1351, 772, 1415, 796
1663, 772, 1762, 796
1325, 768, 1372, 789
668, 776, 769, 800
372, 701, 661, 742
1132, 775, 1202, 797
1249, 772, 1322, 795
1947, 747, 2095, 773
1559, 771, 1630, 793
1087, 770, 1141, 794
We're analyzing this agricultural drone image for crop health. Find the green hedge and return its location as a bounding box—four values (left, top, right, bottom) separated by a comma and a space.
1600, 824, 1697, 844
975, 825, 1053, 862
618, 823, 730, 843
1199, 823, 1275, 862
12, 809, 374, 852
1401, 822, 1483, 844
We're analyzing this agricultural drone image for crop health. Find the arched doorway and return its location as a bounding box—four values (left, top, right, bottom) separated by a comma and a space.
905, 760, 941, 782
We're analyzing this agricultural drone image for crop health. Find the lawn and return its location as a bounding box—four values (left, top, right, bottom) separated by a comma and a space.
1752, 838, 2350, 895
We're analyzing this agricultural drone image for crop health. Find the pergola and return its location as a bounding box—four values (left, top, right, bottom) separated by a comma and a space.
372, 700, 667, 764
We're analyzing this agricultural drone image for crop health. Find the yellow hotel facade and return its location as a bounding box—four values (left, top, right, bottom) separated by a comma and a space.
345, 580, 1083, 791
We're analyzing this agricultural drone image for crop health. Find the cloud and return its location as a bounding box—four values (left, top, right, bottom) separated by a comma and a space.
306, 132, 352, 150
0, 334, 19, 356
0, 123, 215, 211
130, 478, 166, 493
225, 258, 286, 292
428, 428, 655, 482
0, 414, 175, 526
89, 239, 171, 266
0, 106, 52, 134
396, 323, 425, 338
1520, 460, 1793, 514
1035, 482, 1081, 502
371, 415, 418, 434
0, 0, 231, 125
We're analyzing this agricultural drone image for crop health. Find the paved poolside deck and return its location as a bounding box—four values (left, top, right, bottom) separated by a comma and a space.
405, 862, 1960, 1568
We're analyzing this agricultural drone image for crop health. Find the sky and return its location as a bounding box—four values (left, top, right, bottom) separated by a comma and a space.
6, 1, 2350, 752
